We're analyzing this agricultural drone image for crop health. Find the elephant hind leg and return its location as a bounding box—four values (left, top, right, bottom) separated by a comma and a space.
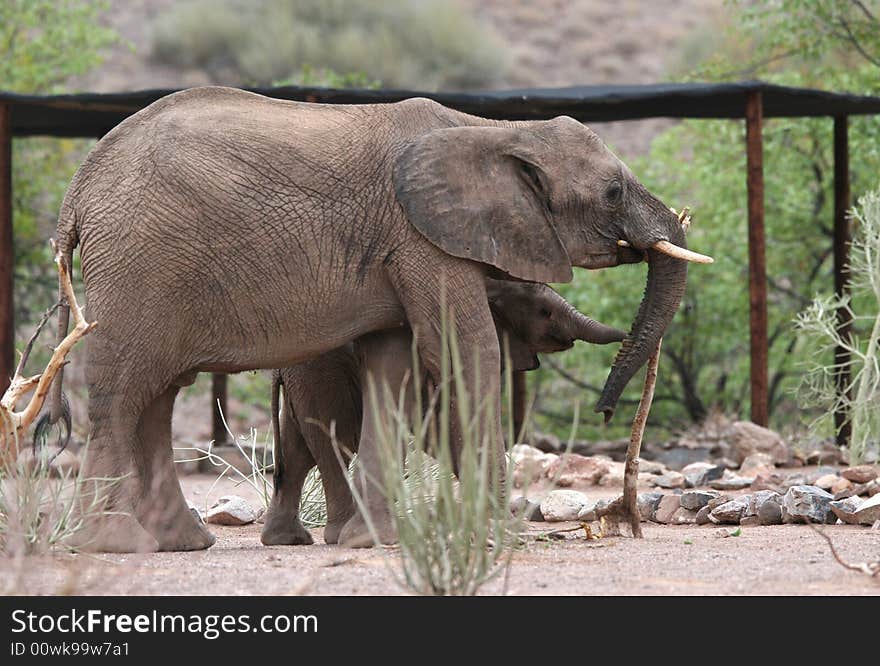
261, 404, 314, 546
135, 385, 215, 551
66, 399, 159, 553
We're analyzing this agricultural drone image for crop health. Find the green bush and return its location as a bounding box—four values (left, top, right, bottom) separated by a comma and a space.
151, 0, 507, 90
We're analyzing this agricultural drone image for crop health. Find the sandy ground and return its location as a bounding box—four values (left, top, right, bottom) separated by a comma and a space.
2, 473, 878, 596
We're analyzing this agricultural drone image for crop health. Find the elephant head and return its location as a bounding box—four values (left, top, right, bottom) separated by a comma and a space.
393, 116, 711, 420
485, 279, 624, 371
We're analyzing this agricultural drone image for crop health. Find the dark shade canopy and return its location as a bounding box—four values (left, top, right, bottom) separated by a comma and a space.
3, 80, 880, 138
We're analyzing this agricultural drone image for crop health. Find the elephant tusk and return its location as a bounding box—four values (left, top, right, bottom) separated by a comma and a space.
651, 240, 713, 264
617, 239, 714, 264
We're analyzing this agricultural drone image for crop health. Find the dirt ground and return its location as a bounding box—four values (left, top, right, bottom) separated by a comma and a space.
2, 473, 878, 596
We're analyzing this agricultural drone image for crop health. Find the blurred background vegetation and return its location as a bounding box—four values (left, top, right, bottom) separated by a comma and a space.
2, 0, 878, 449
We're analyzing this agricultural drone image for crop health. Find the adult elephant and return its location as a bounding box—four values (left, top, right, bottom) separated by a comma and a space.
45, 87, 710, 552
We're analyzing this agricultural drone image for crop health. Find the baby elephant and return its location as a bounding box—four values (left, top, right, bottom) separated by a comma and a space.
261, 280, 624, 547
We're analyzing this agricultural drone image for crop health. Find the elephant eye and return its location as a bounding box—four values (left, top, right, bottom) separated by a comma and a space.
605, 181, 623, 204
540, 307, 552, 319
518, 160, 545, 196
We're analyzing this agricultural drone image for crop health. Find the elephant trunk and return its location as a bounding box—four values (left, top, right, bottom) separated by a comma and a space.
595, 208, 689, 421
571, 309, 626, 344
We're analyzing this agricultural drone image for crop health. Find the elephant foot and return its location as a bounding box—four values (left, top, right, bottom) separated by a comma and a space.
260, 512, 313, 546
154, 517, 216, 552
338, 510, 397, 549
66, 514, 160, 553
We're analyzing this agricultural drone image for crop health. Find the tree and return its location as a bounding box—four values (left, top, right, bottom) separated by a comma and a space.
533, 0, 880, 441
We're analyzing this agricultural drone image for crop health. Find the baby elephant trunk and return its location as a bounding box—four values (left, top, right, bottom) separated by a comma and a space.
572, 310, 626, 345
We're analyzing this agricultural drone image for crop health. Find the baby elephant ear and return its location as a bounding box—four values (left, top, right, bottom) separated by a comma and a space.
393, 126, 573, 284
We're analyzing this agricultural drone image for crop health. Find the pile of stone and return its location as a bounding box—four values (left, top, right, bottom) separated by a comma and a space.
513, 420, 880, 529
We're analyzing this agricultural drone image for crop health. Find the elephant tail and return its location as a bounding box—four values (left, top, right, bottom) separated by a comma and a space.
270, 370, 284, 476
33, 202, 80, 451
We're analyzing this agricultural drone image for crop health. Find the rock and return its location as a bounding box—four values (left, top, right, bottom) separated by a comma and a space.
654, 494, 682, 524
649, 471, 686, 489
206, 495, 258, 526
681, 462, 725, 488
740, 515, 762, 527
796, 442, 845, 466
781, 485, 835, 524
680, 489, 720, 511
539, 490, 592, 522
751, 471, 787, 494
853, 494, 880, 525
728, 420, 789, 465
187, 500, 205, 524
511, 445, 557, 488
709, 496, 752, 524
509, 495, 531, 514
597, 461, 626, 486
740, 452, 775, 476
833, 482, 866, 500
803, 466, 843, 485
753, 490, 783, 525
638, 459, 667, 475
841, 464, 879, 484
655, 447, 712, 471
637, 492, 664, 522
545, 454, 612, 487
829, 477, 852, 494
576, 499, 600, 522
830, 496, 863, 524
710, 469, 755, 490
695, 505, 712, 525
669, 507, 698, 525
529, 431, 561, 453
525, 501, 545, 522
814, 474, 841, 491
867, 480, 880, 496
707, 494, 732, 510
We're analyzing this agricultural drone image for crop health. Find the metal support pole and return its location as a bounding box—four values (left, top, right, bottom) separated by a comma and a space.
833, 115, 852, 448
745, 91, 768, 427
0, 104, 13, 394
212, 373, 229, 445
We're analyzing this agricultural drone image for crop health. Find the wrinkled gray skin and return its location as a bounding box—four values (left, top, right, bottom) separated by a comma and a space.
261, 280, 625, 548
48, 87, 687, 553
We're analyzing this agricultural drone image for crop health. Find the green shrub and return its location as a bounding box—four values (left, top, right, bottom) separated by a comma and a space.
151, 0, 507, 90
795, 188, 880, 461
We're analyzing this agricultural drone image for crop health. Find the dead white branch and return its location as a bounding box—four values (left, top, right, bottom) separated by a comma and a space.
0, 242, 95, 463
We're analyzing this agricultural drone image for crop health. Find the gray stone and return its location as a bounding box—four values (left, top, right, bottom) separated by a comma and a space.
637, 492, 664, 522
206, 495, 258, 526
638, 459, 667, 475
654, 494, 682, 524
695, 505, 712, 525
740, 515, 762, 527
656, 447, 713, 471
830, 496, 863, 524
546, 454, 612, 487
679, 489, 720, 511
781, 485, 835, 524
580, 497, 616, 521
650, 471, 686, 489
525, 501, 545, 522
853, 494, 880, 525
540, 490, 591, 522
187, 500, 205, 524
669, 507, 698, 525
710, 469, 755, 491
709, 496, 752, 524
753, 490, 783, 525
682, 462, 725, 488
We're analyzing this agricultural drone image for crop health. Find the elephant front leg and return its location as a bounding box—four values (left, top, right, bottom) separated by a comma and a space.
388, 256, 507, 484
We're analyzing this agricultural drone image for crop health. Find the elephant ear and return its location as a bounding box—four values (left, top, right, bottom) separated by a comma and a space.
393, 126, 573, 284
